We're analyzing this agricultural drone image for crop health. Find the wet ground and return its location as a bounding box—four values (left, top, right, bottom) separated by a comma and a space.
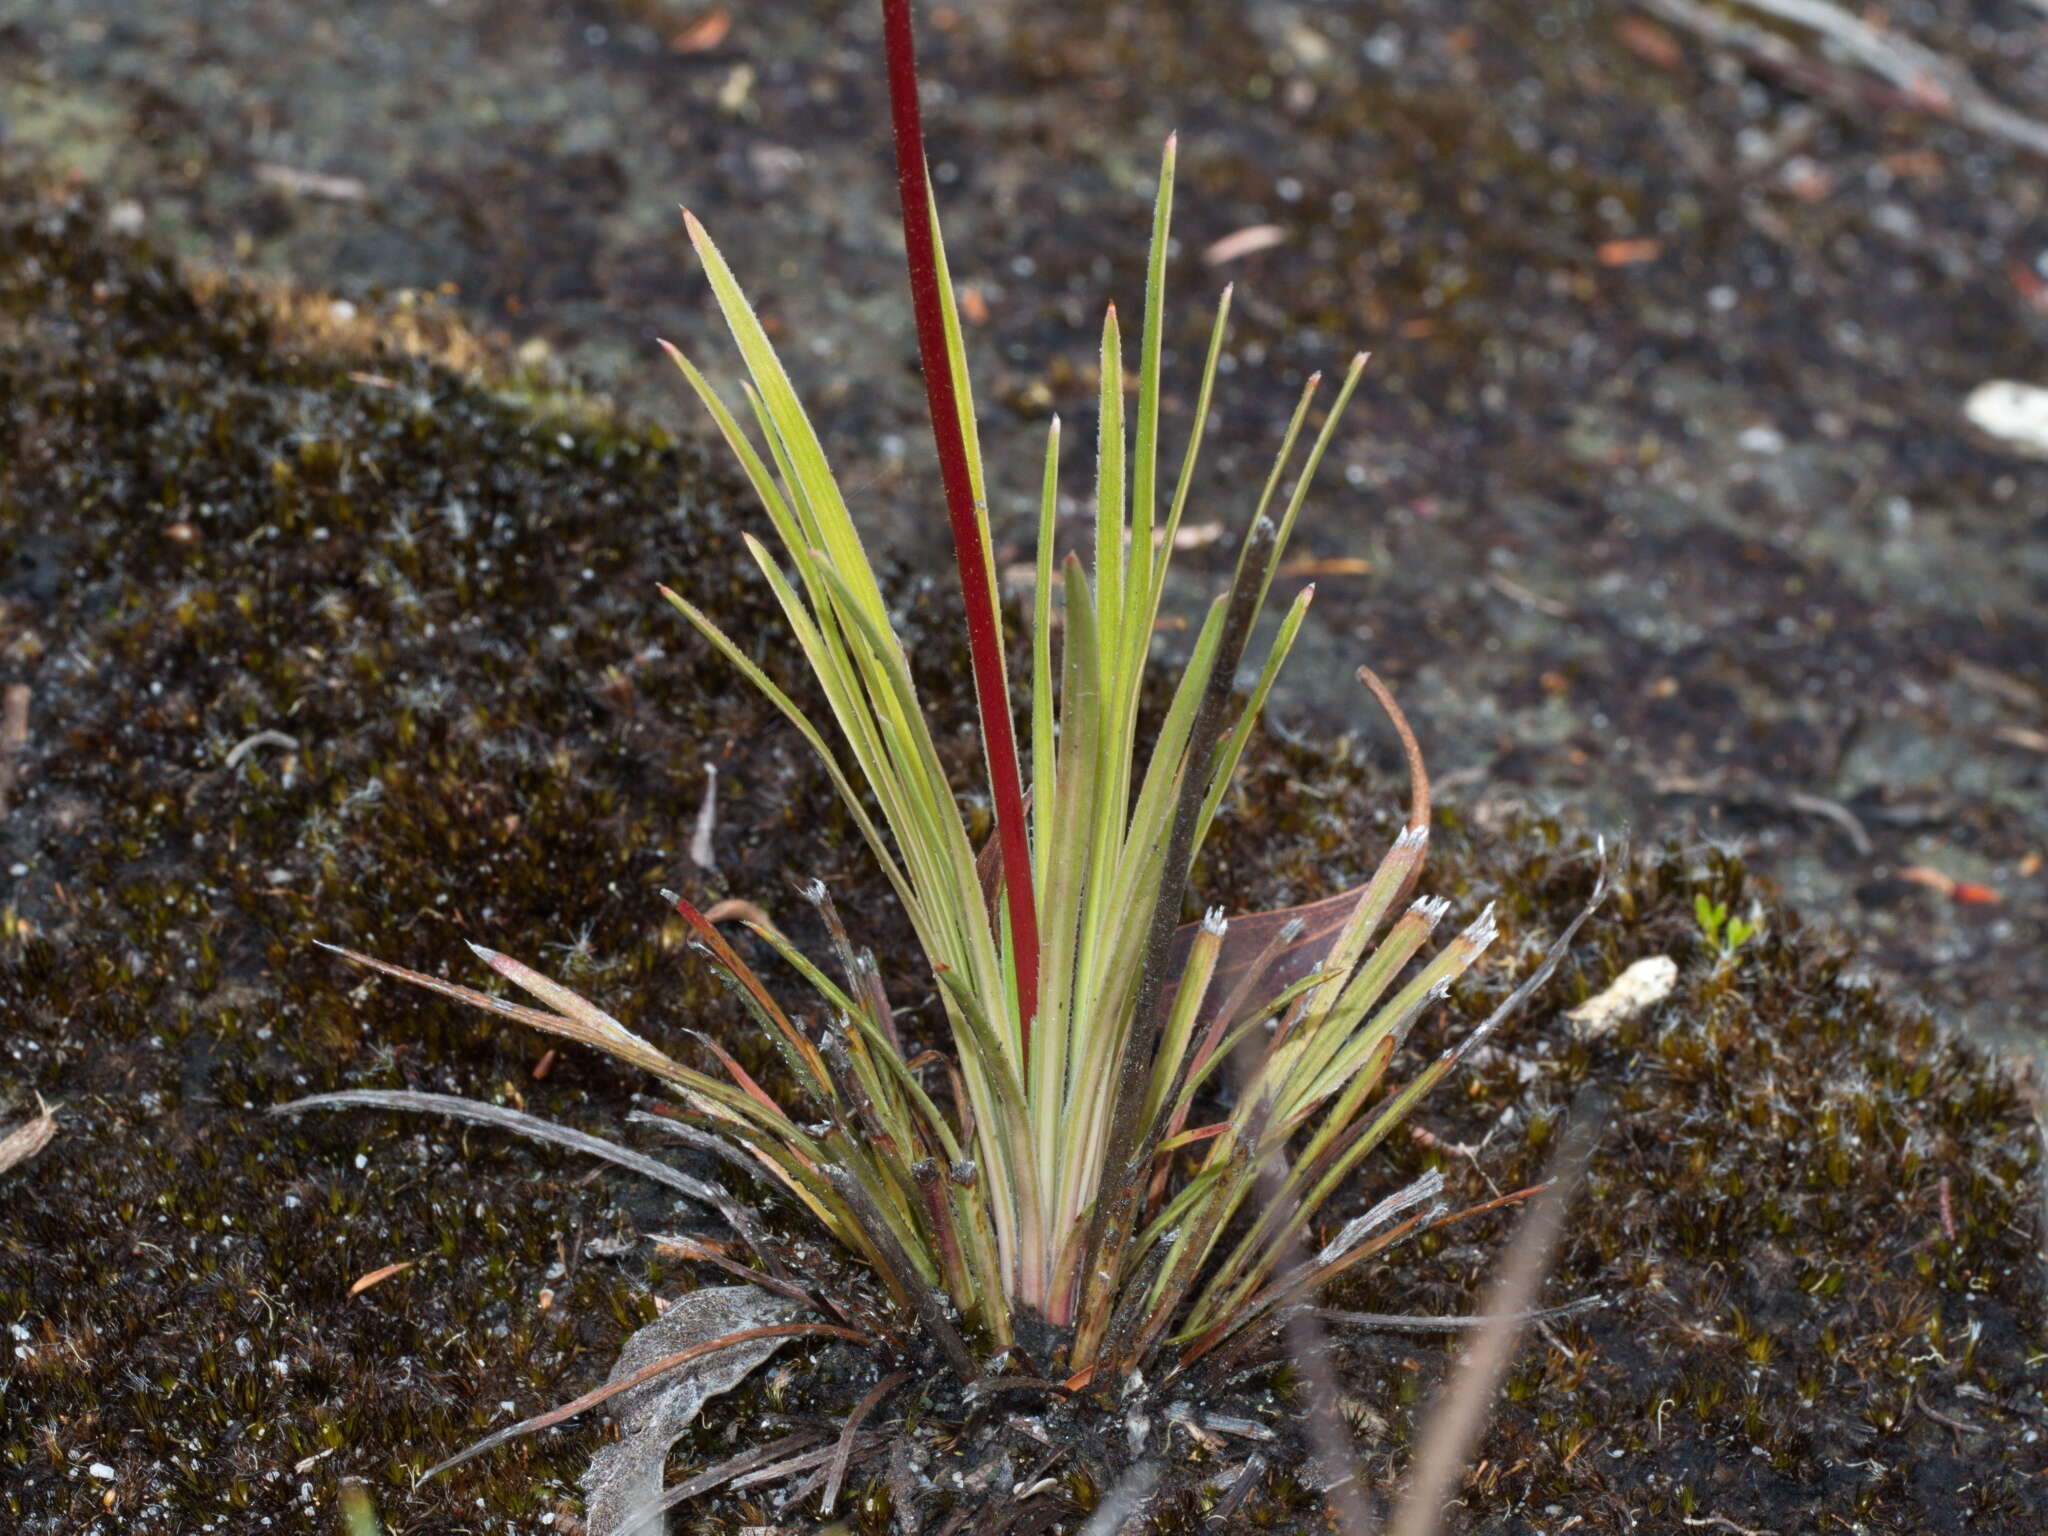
3, 0, 2044, 1050
4, 2, 2048, 1533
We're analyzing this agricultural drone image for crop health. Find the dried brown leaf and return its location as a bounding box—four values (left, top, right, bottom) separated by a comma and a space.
0, 1098, 56, 1175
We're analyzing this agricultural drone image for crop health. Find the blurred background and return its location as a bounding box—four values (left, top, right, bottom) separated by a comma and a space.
5, 0, 2046, 1046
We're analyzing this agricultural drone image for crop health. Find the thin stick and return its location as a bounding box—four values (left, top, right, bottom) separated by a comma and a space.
822, 1369, 911, 1513
1386, 1100, 1605, 1536
879, 0, 1041, 1040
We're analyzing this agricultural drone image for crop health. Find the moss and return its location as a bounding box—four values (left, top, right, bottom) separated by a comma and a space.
2, 174, 2042, 1535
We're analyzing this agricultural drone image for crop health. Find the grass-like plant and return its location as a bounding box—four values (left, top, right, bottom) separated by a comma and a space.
281, 0, 1608, 1511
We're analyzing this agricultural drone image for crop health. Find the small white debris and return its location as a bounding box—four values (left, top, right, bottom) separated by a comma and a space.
1737, 424, 1785, 455
689, 763, 719, 870
88, 1463, 117, 1481
1204, 224, 1287, 266
1964, 380, 2048, 457
1566, 955, 1678, 1039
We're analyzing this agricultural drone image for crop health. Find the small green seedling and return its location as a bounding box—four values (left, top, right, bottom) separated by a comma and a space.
1694, 893, 1757, 958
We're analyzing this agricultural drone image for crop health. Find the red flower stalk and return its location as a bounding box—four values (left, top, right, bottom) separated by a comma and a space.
879, 0, 1041, 1043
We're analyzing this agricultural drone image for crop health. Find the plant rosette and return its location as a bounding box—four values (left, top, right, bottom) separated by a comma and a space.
276, 3, 1610, 1529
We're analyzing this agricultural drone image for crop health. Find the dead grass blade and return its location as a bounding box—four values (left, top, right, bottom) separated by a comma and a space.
273, 1089, 779, 1258
629, 1429, 827, 1522
821, 1369, 911, 1513
314, 941, 693, 1084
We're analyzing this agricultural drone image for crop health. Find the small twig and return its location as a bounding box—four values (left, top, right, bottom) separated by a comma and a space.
1915, 1389, 1989, 1438
649, 1233, 825, 1311
1657, 773, 1872, 857
1388, 1097, 1607, 1536
1641, 0, 2048, 160
821, 1370, 910, 1514
1782, 790, 1874, 858
224, 729, 300, 770
255, 163, 369, 201
1486, 572, 1572, 618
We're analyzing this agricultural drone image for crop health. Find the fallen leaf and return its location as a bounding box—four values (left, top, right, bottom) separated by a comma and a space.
1203, 224, 1287, 265
582, 1287, 798, 1536
1596, 238, 1662, 267
0, 1098, 56, 1175
1953, 882, 2003, 906
349, 1260, 415, 1296
669, 9, 731, 53
958, 284, 990, 325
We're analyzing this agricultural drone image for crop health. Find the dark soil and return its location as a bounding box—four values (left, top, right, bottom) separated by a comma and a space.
2, 171, 2044, 1534
3, 0, 2044, 1050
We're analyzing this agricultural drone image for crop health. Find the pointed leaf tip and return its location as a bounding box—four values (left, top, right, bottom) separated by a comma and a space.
465, 940, 501, 964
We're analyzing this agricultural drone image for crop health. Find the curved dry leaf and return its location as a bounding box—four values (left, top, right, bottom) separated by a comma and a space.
586, 1287, 799, 1536
0, 1097, 56, 1175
